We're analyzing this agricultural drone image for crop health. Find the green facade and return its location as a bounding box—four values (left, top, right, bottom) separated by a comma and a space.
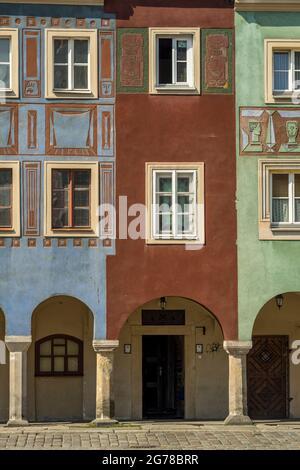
236, 12, 300, 340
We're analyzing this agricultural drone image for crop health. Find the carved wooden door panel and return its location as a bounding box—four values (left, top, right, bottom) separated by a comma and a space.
247, 335, 289, 419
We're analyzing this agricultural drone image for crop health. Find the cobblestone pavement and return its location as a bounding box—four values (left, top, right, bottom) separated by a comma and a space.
1, 422, 300, 450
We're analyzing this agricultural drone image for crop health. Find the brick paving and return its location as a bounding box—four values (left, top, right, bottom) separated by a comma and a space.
1, 422, 300, 449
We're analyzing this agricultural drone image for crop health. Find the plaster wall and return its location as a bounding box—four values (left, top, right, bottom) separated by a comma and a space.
0, 310, 8, 422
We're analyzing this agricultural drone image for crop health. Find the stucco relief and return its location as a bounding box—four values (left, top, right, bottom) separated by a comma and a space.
120, 33, 144, 87
240, 107, 300, 155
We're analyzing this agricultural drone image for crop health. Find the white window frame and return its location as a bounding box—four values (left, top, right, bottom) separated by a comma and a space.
146, 163, 204, 245
45, 29, 98, 99
272, 49, 300, 95
53, 37, 90, 92
270, 172, 300, 226
149, 28, 200, 95
0, 29, 18, 98
0, 161, 20, 237
156, 36, 194, 88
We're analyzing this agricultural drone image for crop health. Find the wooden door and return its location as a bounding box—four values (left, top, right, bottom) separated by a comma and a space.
247, 335, 289, 419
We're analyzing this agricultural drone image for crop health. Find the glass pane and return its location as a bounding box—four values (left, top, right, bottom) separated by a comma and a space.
53, 345, 65, 356
74, 170, 90, 188
0, 208, 11, 227
158, 176, 172, 192
52, 208, 68, 228
159, 213, 172, 233
158, 38, 172, 84
0, 38, 10, 62
272, 199, 289, 223
74, 65, 88, 89
177, 214, 192, 233
295, 51, 300, 70
177, 40, 187, 61
177, 195, 190, 211
73, 208, 90, 227
52, 170, 69, 189
40, 340, 51, 355
74, 190, 89, 207
52, 190, 68, 209
54, 39, 68, 63
158, 195, 172, 209
68, 357, 79, 372
295, 71, 300, 89
295, 199, 300, 222
295, 174, 300, 197
54, 357, 65, 372
40, 357, 51, 373
67, 340, 79, 355
273, 52, 289, 91
272, 174, 289, 197
53, 338, 66, 345
0, 64, 10, 88
54, 65, 68, 89
274, 51, 289, 71
74, 40, 88, 64
177, 175, 191, 192
177, 62, 187, 83
0, 169, 11, 186
0, 188, 10, 206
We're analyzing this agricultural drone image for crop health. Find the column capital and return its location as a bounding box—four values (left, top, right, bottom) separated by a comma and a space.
223, 340, 252, 357
93, 340, 119, 354
5, 336, 32, 353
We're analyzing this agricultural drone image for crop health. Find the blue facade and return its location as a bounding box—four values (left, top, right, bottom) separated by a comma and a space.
0, 4, 116, 339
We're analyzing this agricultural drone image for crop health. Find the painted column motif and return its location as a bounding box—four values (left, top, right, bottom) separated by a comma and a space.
223, 341, 253, 425
5, 336, 32, 426
93, 340, 119, 425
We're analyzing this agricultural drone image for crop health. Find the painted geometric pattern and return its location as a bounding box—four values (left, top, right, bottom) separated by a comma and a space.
247, 336, 289, 419
0, 105, 18, 155
240, 107, 300, 155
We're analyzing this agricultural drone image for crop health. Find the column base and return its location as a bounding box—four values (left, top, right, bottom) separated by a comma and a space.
6, 419, 29, 427
92, 418, 118, 427
224, 414, 253, 425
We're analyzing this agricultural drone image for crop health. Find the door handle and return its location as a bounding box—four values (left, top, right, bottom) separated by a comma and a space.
158, 366, 163, 377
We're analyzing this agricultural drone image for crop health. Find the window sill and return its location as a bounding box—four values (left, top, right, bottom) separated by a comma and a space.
146, 238, 204, 245
46, 89, 97, 99
151, 85, 199, 95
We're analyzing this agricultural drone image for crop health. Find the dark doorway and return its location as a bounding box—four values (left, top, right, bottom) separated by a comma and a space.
247, 335, 289, 419
142, 335, 184, 419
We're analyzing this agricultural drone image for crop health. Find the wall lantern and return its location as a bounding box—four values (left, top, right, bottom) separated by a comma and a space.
124, 344, 131, 354
159, 297, 167, 310
275, 294, 284, 310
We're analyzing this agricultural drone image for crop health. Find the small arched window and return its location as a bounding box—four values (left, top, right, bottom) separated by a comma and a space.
35, 335, 83, 376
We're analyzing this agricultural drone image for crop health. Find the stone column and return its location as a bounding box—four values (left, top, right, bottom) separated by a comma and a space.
5, 336, 32, 426
223, 340, 253, 425
93, 339, 119, 426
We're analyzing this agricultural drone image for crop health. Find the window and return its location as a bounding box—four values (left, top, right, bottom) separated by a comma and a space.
157, 37, 193, 87
54, 39, 89, 91
35, 335, 83, 376
271, 173, 300, 225
0, 169, 12, 228
258, 160, 300, 239
149, 28, 200, 94
265, 39, 300, 103
0, 29, 18, 97
45, 29, 97, 98
273, 50, 300, 94
146, 163, 204, 244
52, 169, 91, 229
0, 162, 20, 237
44, 162, 99, 237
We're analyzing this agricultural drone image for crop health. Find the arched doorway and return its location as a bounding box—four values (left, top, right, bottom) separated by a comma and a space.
29, 296, 95, 422
0, 309, 8, 422
247, 292, 300, 420
114, 297, 228, 420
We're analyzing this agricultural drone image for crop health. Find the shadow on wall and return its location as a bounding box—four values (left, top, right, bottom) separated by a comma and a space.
239, 11, 300, 27
105, 0, 234, 20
